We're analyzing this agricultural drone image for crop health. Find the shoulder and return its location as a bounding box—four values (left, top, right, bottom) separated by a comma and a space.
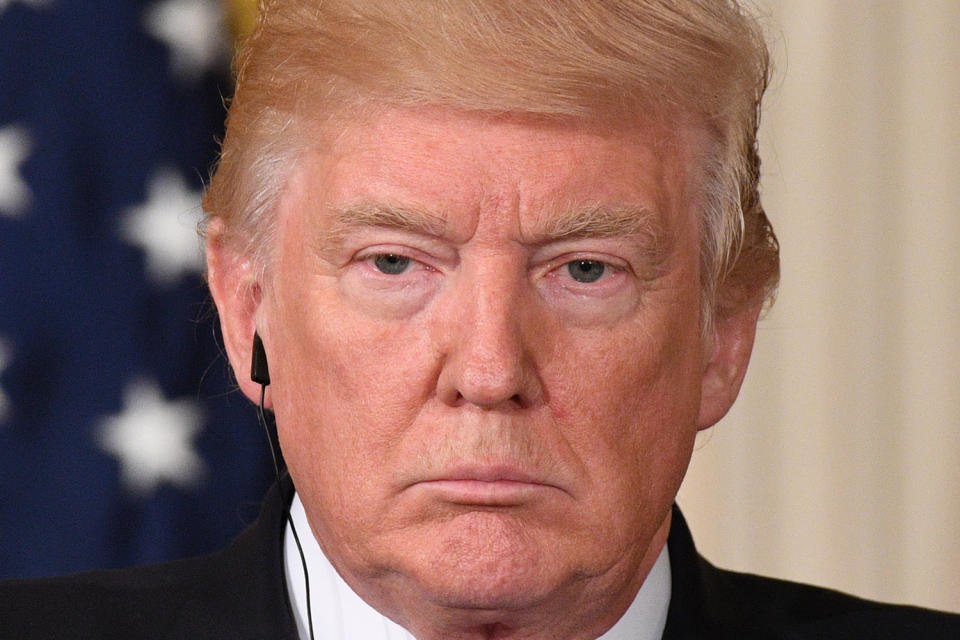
665, 506, 960, 639
702, 562, 960, 639
0, 551, 232, 639
0, 481, 298, 640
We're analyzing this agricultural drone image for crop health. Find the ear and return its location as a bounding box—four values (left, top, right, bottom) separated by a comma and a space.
205, 218, 268, 407
697, 301, 762, 430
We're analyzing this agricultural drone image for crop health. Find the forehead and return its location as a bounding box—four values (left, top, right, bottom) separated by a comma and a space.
298, 107, 697, 239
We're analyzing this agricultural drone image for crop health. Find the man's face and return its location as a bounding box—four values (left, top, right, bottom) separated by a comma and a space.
211, 106, 755, 631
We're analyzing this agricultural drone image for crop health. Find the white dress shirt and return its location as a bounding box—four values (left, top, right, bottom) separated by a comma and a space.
284, 493, 671, 640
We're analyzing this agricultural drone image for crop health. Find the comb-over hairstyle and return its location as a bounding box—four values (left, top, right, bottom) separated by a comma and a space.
204, 0, 779, 321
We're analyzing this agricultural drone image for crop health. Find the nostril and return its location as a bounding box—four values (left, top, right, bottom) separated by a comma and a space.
443, 388, 527, 410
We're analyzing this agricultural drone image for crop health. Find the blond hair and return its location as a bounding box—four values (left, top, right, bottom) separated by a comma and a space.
204, 0, 779, 320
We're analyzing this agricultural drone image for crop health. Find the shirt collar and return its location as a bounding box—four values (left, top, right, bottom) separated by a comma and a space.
284, 492, 671, 640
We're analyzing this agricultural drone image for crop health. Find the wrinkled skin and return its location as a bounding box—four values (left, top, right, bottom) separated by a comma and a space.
208, 107, 759, 639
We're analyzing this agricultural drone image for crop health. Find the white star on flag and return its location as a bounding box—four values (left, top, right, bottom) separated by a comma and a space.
121, 167, 205, 286
0, 0, 52, 16
0, 124, 33, 217
96, 378, 206, 496
0, 337, 11, 424
143, 0, 228, 82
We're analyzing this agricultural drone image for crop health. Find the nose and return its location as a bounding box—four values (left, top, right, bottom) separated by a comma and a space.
436, 259, 542, 410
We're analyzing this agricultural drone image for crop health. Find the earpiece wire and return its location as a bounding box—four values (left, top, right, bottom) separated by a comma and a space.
258, 384, 315, 640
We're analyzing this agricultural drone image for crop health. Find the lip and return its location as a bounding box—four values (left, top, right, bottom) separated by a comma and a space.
411, 466, 561, 506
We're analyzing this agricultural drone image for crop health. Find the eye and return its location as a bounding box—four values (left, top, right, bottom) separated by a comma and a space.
566, 259, 606, 283
372, 253, 411, 274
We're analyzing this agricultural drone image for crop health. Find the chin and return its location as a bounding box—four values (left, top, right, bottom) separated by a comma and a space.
402, 510, 576, 611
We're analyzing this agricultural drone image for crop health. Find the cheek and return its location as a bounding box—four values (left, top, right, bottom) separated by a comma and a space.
266, 280, 438, 483
555, 325, 698, 417
547, 309, 703, 484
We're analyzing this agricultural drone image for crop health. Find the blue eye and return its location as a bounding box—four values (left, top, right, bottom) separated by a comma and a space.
373, 254, 411, 274
567, 260, 606, 283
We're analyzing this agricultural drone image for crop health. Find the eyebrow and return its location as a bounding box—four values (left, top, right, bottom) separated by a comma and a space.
322, 200, 670, 259
529, 203, 665, 244
324, 202, 448, 244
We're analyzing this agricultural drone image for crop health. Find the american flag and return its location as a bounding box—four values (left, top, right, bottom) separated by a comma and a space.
0, 0, 273, 579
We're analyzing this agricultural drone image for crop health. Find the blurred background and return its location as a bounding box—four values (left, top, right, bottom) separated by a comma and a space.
0, 0, 272, 578
678, 0, 960, 614
0, 0, 957, 614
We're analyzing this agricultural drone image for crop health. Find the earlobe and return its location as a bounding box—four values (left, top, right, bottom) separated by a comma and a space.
205, 220, 267, 407
696, 302, 762, 430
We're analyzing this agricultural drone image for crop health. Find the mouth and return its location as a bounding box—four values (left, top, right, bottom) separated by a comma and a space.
411, 466, 564, 506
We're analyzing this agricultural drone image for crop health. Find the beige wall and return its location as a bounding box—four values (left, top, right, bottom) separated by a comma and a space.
678, 0, 960, 613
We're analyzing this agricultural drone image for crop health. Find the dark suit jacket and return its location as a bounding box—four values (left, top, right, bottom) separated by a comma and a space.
1, 479, 957, 639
